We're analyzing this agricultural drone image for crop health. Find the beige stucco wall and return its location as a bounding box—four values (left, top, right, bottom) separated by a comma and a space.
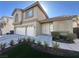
41, 20, 73, 35
37, 6, 47, 20
53, 20, 73, 33
35, 21, 41, 35
23, 6, 47, 22
13, 10, 23, 24
23, 8, 37, 21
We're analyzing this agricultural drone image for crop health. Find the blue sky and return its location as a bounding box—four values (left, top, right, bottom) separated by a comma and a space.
0, 1, 79, 18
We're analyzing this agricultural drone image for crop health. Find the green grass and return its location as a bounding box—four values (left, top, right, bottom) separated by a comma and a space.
0, 43, 61, 58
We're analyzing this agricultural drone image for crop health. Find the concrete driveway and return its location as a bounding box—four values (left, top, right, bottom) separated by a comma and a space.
34, 35, 53, 47
0, 34, 53, 48
0, 34, 25, 48
35, 35, 79, 52
57, 39, 79, 52
0, 34, 79, 52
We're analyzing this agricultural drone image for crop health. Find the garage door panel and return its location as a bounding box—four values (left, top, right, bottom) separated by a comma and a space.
27, 26, 35, 36
15, 27, 26, 35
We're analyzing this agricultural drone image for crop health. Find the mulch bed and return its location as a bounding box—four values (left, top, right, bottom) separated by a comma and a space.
0, 42, 79, 58
31, 43, 79, 57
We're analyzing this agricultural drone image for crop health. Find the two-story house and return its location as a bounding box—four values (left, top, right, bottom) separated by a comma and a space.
12, 2, 79, 37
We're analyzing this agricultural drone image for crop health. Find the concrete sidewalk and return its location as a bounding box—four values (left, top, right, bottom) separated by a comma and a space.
56, 39, 79, 52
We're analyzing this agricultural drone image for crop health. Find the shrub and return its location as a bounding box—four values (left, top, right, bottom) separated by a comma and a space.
43, 41, 48, 48
60, 32, 68, 39
0, 43, 6, 50
51, 31, 77, 43
31, 39, 35, 44
37, 41, 42, 46
22, 38, 27, 43
66, 33, 77, 43
26, 37, 31, 43
52, 42, 59, 50
10, 40, 15, 46
51, 32, 60, 40
18, 39, 22, 44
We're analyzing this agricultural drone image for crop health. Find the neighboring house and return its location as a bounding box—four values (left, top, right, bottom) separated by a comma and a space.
0, 16, 14, 34
12, 1, 79, 37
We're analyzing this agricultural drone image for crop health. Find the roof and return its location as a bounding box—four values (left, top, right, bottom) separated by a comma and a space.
39, 15, 77, 23
12, 1, 49, 18
1, 16, 14, 19
12, 8, 23, 16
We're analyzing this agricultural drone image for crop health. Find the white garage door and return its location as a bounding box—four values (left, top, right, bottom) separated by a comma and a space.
42, 23, 50, 34
27, 26, 35, 36
15, 27, 26, 35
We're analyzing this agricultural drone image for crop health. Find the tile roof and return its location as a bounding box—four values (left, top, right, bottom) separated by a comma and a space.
39, 15, 77, 23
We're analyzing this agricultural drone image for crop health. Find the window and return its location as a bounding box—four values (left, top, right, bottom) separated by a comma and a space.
15, 14, 18, 22
25, 10, 33, 18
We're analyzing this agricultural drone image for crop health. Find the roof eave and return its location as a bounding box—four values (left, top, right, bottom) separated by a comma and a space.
12, 8, 23, 16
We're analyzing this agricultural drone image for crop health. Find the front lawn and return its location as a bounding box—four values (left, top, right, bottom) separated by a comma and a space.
0, 43, 60, 58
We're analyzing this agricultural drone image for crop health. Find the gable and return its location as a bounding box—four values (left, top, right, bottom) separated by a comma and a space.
36, 4, 48, 19
23, 2, 48, 19
36, 6, 47, 20
12, 8, 23, 16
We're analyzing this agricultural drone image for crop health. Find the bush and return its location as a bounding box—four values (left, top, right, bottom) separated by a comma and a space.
18, 39, 22, 44
52, 42, 59, 50
31, 39, 35, 44
26, 37, 31, 43
51, 31, 77, 43
0, 43, 6, 50
66, 33, 77, 43
43, 41, 48, 48
10, 40, 15, 46
22, 38, 27, 43
37, 41, 42, 46
51, 32, 60, 40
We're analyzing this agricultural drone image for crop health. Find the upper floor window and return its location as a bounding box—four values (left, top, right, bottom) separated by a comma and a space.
25, 10, 33, 18
15, 14, 18, 22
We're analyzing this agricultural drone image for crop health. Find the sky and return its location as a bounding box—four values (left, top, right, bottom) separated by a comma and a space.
1, 1, 79, 18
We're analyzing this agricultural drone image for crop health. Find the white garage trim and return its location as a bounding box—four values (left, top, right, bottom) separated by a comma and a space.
26, 26, 35, 36
15, 27, 26, 35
